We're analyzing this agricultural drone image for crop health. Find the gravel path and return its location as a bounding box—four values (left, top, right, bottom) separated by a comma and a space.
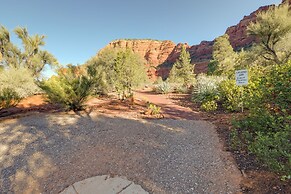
0, 111, 242, 194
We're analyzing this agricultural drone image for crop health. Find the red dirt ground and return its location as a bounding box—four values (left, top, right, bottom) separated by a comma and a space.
0, 95, 59, 118
0, 92, 290, 193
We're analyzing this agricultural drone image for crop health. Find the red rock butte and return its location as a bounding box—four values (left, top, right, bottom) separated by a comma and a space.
99, 0, 288, 79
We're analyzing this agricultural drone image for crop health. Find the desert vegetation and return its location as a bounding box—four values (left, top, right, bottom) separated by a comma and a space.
0, 26, 57, 110
85, 48, 148, 99
0, 2, 290, 192
191, 4, 291, 176
152, 45, 195, 94
0, 25, 148, 110
39, 64, 98, 111
39, 48, 148, 110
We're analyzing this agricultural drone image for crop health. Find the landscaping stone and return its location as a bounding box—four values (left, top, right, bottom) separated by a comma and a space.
60, 175, 148, 194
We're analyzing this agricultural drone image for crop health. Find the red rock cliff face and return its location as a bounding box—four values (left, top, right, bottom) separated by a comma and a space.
103, 39, 177, 79
105, 39, 176, 66
100, 1, 286, 78
102, 39, 209, 78
225, 5, 273, 50
225, 0, 289, 50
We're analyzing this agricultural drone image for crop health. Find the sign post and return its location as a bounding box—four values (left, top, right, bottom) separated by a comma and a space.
235, 70, 248, 112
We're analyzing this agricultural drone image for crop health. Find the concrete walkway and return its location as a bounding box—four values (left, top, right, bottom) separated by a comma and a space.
60, 175, 148, 194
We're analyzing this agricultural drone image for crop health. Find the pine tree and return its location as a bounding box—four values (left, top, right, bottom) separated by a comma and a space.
113, 49, 147, 99
169, 46, 195, 87
247, 4, 291, 64
212, 34, 237, 75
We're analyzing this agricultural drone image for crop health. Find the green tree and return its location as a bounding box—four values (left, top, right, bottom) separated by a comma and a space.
85, 47, 120, 94
113, 49, 147, 99
207, 60, 219, 75
86, 48, 148, 99
0, 25, 58, 77
212, 34, 237, 75
247, 4, 291, 64
169, 46, 195, 87
0, 26, 22, 68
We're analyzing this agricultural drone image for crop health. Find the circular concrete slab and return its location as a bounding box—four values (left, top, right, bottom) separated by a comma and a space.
60, 175, 148, 194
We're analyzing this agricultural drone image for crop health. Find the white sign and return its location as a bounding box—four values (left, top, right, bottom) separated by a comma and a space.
235, 69, 248, 86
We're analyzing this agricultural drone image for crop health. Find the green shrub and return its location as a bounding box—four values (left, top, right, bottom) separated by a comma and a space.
153, 81, 173, 94
232, 110, 291, 174
0, 67, 39, 98
200, 100, 218, 112
0, 88, 22, 110
207, 60, 219, 75
230, 129, 243, 150
0, 65, 4, 72
153, 76, 163, 85
147, 103, 161, 115
232, 62, 291, 174
39, 65, 97, 111
259, 62, 291, 115
192, 74, 225, 110
249, 130, 290, 173
219, 79, 243, 111
174, 84, 189, 94
236, 114, 290, 171
218, 67, 263, 112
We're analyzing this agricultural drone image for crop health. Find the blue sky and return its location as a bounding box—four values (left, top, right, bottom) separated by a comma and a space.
1, 0, 281, 70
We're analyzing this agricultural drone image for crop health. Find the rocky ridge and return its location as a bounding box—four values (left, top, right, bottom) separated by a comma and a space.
100, 1, 287, 78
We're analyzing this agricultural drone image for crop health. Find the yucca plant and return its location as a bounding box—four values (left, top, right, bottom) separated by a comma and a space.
39, 64, 97, 111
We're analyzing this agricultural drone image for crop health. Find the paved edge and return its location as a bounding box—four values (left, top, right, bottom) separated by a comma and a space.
60, 175, 149, 194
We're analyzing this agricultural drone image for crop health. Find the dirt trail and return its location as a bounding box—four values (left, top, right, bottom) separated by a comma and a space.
134, 90, 200, 120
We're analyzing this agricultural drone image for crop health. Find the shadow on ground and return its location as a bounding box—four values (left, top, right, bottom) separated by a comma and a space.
0, 111, 242, 194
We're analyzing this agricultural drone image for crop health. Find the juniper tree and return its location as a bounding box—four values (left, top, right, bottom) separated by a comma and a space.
84, 47, 119, 94
169, 46, 195, 87
212, 34, 237, 75
86, 48, 148, 99
247, 4, 291, 64
113, 49, 147, 99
